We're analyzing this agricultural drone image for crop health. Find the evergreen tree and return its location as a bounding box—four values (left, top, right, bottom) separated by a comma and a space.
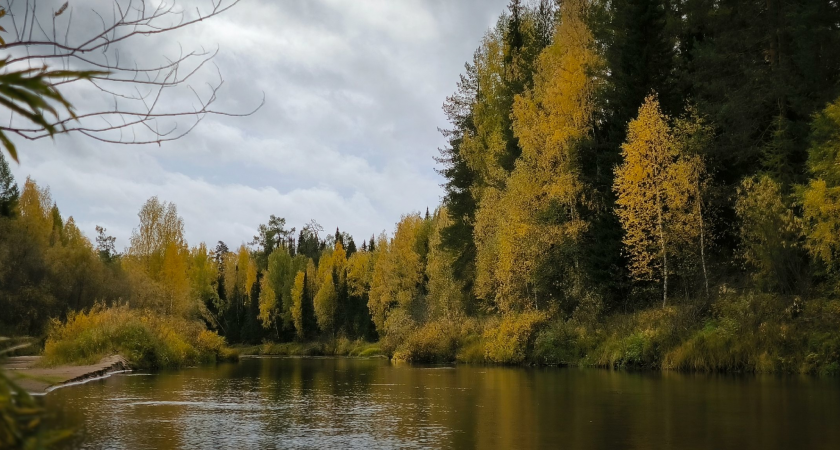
677, 0, 840, 188
345, 236, 357, 257
297, 220, 323, 263
0, 152, 18, 218
95, 226, 118, 262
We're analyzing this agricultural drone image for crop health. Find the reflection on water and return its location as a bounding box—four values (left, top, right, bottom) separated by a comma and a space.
47, 357, 840, 449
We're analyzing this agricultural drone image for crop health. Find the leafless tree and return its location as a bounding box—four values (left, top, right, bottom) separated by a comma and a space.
0, 0, 263, 161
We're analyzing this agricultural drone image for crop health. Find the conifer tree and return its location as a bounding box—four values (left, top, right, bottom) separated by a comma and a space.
0, 152, 18, 218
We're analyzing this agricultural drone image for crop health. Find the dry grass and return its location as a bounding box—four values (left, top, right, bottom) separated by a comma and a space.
42, 304, 237, 369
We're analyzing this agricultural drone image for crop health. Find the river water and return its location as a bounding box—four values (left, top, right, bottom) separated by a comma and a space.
46, 356, 840, 449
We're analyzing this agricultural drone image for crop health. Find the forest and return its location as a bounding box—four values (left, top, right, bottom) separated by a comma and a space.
3, 0, 840, 375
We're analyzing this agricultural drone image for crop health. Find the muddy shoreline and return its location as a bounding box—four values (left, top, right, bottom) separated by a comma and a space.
2, 355, 129, 394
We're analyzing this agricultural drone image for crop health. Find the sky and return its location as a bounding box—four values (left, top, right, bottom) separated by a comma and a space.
8, 0, 509, 250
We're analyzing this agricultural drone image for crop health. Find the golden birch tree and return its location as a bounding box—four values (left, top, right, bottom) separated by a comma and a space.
313, 273, 337, 336
17, 178, 53, 246
258, 271, 277, 329
801, 96, 840, 290
475, 0, 601, 313
614, 95, 678, 306
368, 216, 424, 335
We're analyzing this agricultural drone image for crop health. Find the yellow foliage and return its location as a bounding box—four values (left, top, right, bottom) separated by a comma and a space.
475, 0, 600, 312
368, 215, 425, 334
223, 251, 238, 303
802, 179, 840, 266
243, 249, 257, 301
42, 303, 233, 368
614, 95, 711, 304
333, 241, 347, 282
126, 196, 185, 280
614, 95, 676, 284
483, 310, 548, 364
346, 251, 373, 298
313, 273, 336, 334
258, 270, 277, 329
460, 22, 511, 192
17, 177, 53, 245
305, 258, 317, 305
160, 241, 190, 316
801, 97, 840, 277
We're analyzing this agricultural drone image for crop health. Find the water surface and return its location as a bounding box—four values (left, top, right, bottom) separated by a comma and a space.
47, 357, 840, 449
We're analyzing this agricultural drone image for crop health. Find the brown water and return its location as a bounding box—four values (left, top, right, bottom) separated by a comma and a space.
46, 357, 840, 449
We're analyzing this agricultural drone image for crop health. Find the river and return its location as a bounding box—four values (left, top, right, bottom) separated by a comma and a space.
46, 356, 840, 449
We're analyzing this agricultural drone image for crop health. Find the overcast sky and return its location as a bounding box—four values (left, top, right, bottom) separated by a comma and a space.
8, 0, 509, 250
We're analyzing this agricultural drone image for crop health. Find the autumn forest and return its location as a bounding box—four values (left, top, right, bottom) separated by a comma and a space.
4, 0, 840, 375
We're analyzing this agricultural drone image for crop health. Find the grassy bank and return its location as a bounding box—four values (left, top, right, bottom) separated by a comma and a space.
42, 304, 238, 369
358, 293, 840, 376
238, 338, 384, 358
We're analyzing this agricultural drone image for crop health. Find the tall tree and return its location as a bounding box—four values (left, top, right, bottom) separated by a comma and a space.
290, 271, 307, 340
95, 226, 118, 263
252, 215, 293, 269
0, 152, 18, 218
474, 0, 602, 313
677, 0, 840, 188
297, 220, 324, 263
614, 95, 708, 306
801, 96, 840, 292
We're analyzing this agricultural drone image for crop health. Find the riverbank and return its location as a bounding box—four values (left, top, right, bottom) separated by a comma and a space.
238, 293, 840, 376
41, 304, 238, 370
237, 339, 384, 358
2, 355, 129, 393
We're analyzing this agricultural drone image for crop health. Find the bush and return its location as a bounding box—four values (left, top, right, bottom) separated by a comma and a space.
393, 320, 460, 363
532, 320, 594, 366
483, 311, 548, 364
42, 304, 236, 369
661, 294, 840, 374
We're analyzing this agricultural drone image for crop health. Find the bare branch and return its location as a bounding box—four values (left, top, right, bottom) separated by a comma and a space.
0, 0, 262, 156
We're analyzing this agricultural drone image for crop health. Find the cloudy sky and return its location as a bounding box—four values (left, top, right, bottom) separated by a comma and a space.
8, 0, 509, 250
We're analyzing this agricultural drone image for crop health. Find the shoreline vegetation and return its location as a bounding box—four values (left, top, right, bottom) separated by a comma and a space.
4, 0, 840, 380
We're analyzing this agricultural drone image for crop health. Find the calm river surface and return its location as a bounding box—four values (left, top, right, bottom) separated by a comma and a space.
46, 356, 840, 449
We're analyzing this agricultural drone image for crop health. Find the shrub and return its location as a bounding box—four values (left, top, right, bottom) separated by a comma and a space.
393, 320, 460, 363
483, 311, 548, 364
532, 320, 594, 366
42, 304, 236, 369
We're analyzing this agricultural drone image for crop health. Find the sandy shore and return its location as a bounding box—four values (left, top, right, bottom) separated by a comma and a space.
2, 355, 129, 394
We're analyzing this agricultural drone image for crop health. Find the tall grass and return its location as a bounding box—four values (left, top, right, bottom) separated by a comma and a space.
362, 292, 840, 375
253, 338, 384, 358
42, 304, 237, 369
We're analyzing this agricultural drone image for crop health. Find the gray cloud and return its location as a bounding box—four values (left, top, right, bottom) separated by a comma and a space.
8, 0, 508, 249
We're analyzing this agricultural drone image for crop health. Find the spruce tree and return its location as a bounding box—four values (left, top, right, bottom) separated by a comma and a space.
0, 152, 19, 218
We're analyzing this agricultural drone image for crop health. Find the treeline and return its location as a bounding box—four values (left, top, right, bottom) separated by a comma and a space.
0, 158, 378, 347
4, 0, 840, 373
424, 0, 840, 370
